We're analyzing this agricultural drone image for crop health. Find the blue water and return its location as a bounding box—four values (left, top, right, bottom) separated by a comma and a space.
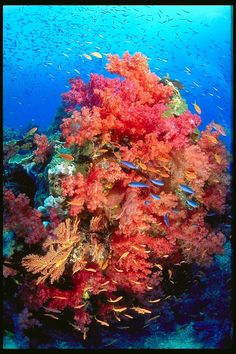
3, 5, 233, 349
3, 5, 232, 150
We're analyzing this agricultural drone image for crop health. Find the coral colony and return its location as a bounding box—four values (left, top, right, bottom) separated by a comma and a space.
3, 52, 230, 341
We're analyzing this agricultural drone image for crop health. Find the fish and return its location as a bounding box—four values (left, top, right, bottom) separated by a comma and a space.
95, 316, 109, 326
114, 266, 124, 273
121, 160, 138, 169
150, 193, 161, 201
172, 208, 180, 213
213, 120, 226, 131
104, 339, 118, 347
186, 199, 199, 208
108, 296, 123, 303
91, 51, 103, 58
85, 268, 97, 272
26, 127, 38, 136
139, 162, 147, 170
124, 314, 133, 319
98, 149, 108, 153
205, 134, 218, 144
154, 263, 163, 270
169, 79, 184, 90
147, 314, 161, 322
112, 306, 127, 313
43, 314, 59, 320
83, 54, 92, 60
128, 182, 149, 188
148, 298, 161, 303
207, 211, 216, 216
192, 101, 201, 114
185, 170, 197, 180
144, 200, 151, 205
131, 280, 141, 285
214, 154, 222, 164
119, 251, 130, 261
179, 184, 195, 194
158, 156, 170, 163
150, 179, 164, 186
74, 304, 85, 309
43, 307, 62, 313
58, 153, 74, 161
67, 199, 83, 206
159, 172, 170, 178
164, 213, 170, 227
131, 306, 151, 314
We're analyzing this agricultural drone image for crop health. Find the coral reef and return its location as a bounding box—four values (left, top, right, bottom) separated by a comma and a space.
3, 52, 231, 347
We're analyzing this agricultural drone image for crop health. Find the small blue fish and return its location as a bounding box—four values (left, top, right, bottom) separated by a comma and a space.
163, 213, 170, 227
121, 160, 138, 169
144, 200, 151, 205
150, 179, 164, 186
186, 200, 199, 208
150, 193, 161, 201
172, 208, 180, 213
128, 182, 149, 188
179, 184, 195, 194
207, 211, 216, 216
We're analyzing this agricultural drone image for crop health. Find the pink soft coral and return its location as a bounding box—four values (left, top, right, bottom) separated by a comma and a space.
33, 134, 53, 163
3, 189, 47, 244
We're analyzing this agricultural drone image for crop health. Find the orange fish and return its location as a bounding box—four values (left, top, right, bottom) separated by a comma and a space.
185, 170, 197, 180
159, 172, 170, 178
148, 298, 161, 303
214, 154, 222, 164
212, 122, 227, 136
108, 296, 123, 303
154, 263, 163, 270
101, 259, 109, 270
85, 268, 97, 272
131, 280, 141, 285
163, 165, 170, 172
26, 127, 38, 136
43, 314, 59, 320
98, 149, 108, 153
205, 134, 218, 144
131, 306, 151, 314
67, 199, 84, 206
119, 251, 130, 261
139, 162, 147, 170
83, 54, 92, 60
95, 316, 109, 326
112, 306, 127, 313
159, 156, 170, 163
148, 167, 161, 174
192, 101, 201, 114
114, 266, 123, 273
59, 153, 74, 161
124, 314, 133, 319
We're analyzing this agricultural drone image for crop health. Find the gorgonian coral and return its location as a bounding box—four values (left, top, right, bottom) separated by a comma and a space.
4, 52, 230, 340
